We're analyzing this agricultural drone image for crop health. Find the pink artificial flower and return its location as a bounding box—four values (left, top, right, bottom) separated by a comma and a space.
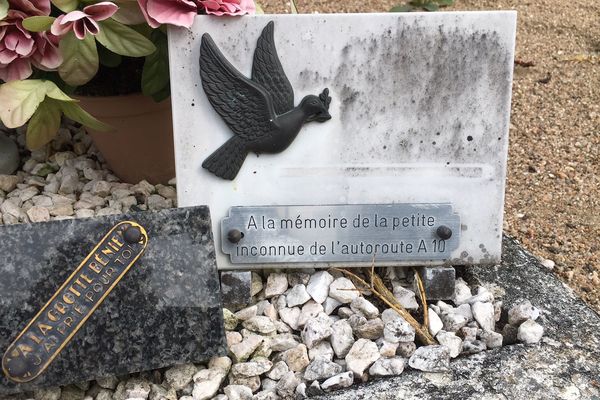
7, 0, 50, 16
0, 2, 61, 81
197, 0, 255, 16
51, 2, 119, 40
137, 0, 197, 28
136, 0, 254, 29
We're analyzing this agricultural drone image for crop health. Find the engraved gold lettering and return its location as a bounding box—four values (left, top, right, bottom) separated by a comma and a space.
94, 253, 109, 266
63, 292, 75, 304
2, 221, 147, 383
89, 261, 102, 273
47, 309, 59, 322
54, 302, 67, 314
79, 273, 93, 284
73, 303, 86, 315
37, 323, 52, 336
27, 333, 42, 345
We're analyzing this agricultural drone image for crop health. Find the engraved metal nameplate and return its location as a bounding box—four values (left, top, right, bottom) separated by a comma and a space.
221, 204, 460, 264
1, 221, 148, 383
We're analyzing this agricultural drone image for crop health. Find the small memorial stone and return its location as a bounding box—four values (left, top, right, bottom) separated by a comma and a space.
0, 207, 226, 394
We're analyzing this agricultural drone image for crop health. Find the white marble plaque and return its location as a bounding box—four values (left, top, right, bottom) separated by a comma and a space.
168, 12, 517, 270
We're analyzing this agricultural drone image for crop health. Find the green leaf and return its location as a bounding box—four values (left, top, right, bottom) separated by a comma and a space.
59, 32, 99, 86
26, 98, 62, 150
0, 80, 48, 128
142, 30, 169, 97
98, 44, 122, 68
44, 81, 76, 102
390, 4, 414, 12
290, 0, 298, 14
0, 0, 9, 20
151, 83, 170, 102
112, 1, 146, 25
255, 2, 264, 14
423, 2, 439, 11
22, 16, 55, 32
51, 0, 78, 12
437, 0, 454, 5
96, 19, 156, 57
60, 102, 113, 132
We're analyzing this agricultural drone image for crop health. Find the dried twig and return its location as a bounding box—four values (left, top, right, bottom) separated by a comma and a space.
333, 267, 437, 345
412, 267, 429, 330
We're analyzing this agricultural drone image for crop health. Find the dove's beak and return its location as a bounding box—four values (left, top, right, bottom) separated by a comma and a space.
314, 111, 331, 122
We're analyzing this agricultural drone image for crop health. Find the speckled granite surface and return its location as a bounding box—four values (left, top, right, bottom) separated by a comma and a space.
0, 207, 226, 394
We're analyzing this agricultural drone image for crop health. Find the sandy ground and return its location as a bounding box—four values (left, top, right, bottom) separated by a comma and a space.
259, 0, 600, 310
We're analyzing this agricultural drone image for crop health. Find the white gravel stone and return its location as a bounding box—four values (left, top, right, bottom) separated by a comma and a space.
266, 360, 289, 380
393, 285, 419, 310
235, 305, 258, 321
328, 277, 359, 304
345, 338, 381, 377
91, 180, 111, 196
231, 357, 273, 377
224, 385, 253, 400
323, 297, 342, 315
408, 345, 450, 372
308, 340, 334, 361
278, 307, 301, 331
276, 371, 300, 398
454, 303, 474, 322
383, 316, 415, 343
265, 273, 288, 298
321, 372, 354, 391
465, 286, 494, 304
441, 312, 469, 332
209, 356, 232, 372
472, 302, 495, 332
330, 319, 355, 358
269, 333, 299, 352
480, 330, 503, 349
295, 382, 307, 399
436, 330, 463, 358
0, 175, 19, 192
350, 297, 379, 319
517, 319, 544, 344
281, 344, 310, 372
306, 271, 334, 304
261, 378, 277, 392
355, 318, 384, 340
428, 308, 444, 337
303, 358, 343, 381
508, 300, 540, 326
541, 258, 555, 270
164, 363, 198, 391
377, 338, 399, 358
228, 374, 260, 393
192, 368, 227, 400
369, 357, 406, 376
26, 205, 50, 222
147, 194, 170, 210
302, 314, 333, 348
297, 300, 324, 327
243, 316, 277, 334
396, 341, 417, 358
230, 334, 263, 363
287, 284, 311, 307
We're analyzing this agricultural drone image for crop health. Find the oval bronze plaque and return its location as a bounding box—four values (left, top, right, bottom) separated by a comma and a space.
1, 221, 148, 383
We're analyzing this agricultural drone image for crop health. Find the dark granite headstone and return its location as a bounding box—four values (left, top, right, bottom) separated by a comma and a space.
0, 207, 226, 394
